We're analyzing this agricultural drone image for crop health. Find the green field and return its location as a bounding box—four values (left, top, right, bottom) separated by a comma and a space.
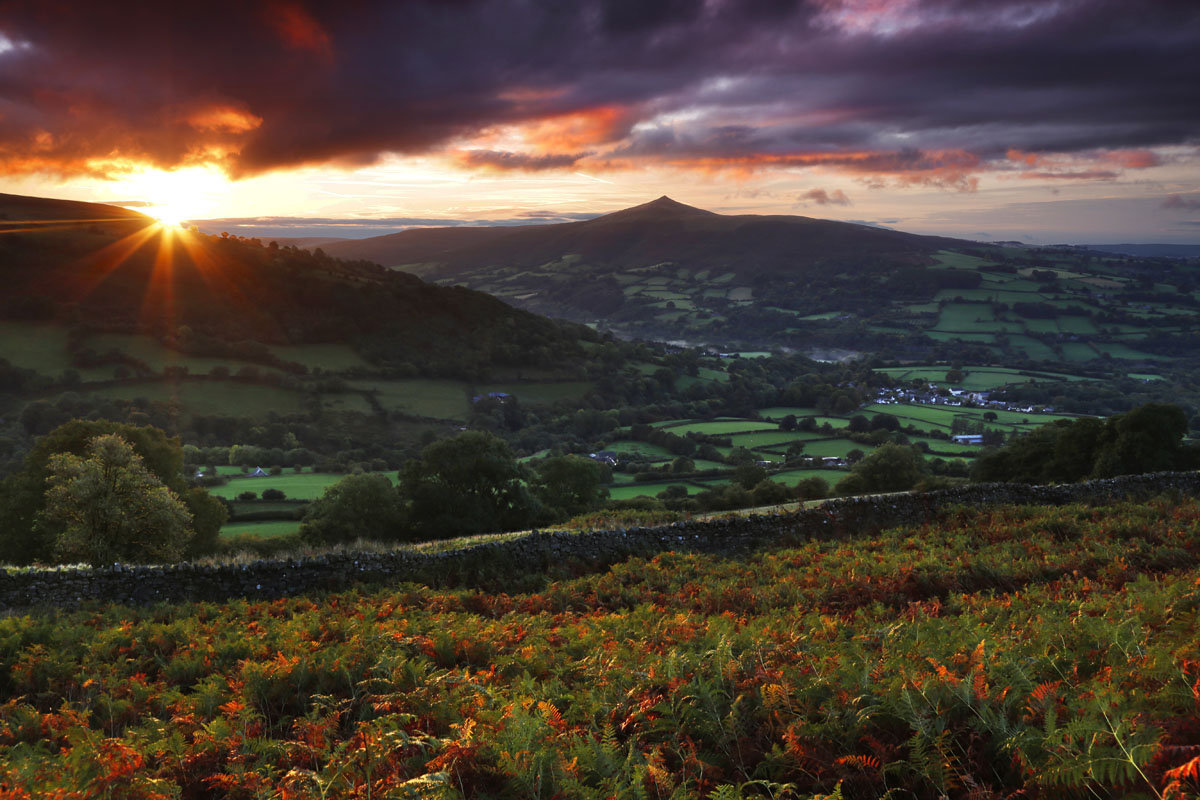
84, 381, 308, 417
209, 471, 400, 501
1007, 335, 1059, 361
268, 343, 373, 372
770, 468, 844, 486
0, 321, 76, 375
726, 430, 824, 449
607, 481, 707, 500
663, 420, 777, 436
348, 378, 470, 420
89, 332, 270, 375
219, 519, 301, 539
1061, 342, 1098, 361
605, 440, 676, 461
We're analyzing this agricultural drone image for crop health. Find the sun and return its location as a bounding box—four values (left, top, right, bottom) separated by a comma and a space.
146, 204, 188, 228
117, 166, 227, 229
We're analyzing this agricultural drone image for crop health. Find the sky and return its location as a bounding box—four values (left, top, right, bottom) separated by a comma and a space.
0, 0, 1198, 244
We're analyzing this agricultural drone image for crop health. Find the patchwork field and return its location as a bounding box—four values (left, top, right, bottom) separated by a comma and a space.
595, 398, 1069, 501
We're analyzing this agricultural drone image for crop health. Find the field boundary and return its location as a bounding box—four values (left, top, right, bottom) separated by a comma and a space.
3, 470, 1198, 610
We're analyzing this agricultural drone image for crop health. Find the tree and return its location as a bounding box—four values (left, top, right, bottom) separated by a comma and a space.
400, 431, 536, 540
41, 434, 193, 566
971, 404, 1191, 485
732, 462, 768, 490
794, 476, 828, 501
300, 473, 405, 544
1091, 403, 1189, 478
0, 420, 224, 564
839, 443, 927, 495
751, 479, 791, 506
531, 455, 609, 520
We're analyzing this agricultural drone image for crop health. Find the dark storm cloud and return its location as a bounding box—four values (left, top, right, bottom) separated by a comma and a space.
0, 0, 1196, 180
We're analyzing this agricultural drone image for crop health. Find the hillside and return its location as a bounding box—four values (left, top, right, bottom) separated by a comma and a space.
322, 196, 958, 275
0, 193, 590, 368
320, 199, 1200, 367
0, 192, 619, 471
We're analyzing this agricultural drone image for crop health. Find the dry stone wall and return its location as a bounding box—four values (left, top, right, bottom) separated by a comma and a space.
3, 471, 1198, 611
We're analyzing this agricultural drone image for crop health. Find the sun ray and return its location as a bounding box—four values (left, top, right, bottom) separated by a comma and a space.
138, 224, 178, 333
174, 227, 261, 320
57, 222, 162, 302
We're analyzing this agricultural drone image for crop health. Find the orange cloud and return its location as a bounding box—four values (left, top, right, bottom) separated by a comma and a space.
186, 106, 263, 134
518, 106, 637, 151
264, 1, 332, 61
1007, 147, 1163, 179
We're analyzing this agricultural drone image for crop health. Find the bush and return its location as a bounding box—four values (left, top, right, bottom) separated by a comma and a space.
238, 491, 257, 501
261, 488, 286, 501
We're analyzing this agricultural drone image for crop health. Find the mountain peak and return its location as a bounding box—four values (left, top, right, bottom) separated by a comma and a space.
591, 195, 717, 225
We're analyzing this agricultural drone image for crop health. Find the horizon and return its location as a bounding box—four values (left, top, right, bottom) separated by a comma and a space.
0, 1, 1197, 244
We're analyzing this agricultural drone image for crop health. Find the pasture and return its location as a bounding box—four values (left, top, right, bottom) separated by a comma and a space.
85, 381, 308, 417
348, 378, 470, 420
208, 470, 400, 501
219, 519, 301, 540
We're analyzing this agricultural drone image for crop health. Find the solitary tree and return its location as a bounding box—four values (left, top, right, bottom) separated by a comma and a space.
531, 455, 609, 520
300, 473, 405, 544
400, 431, 536, 540
41, 434, 193, 566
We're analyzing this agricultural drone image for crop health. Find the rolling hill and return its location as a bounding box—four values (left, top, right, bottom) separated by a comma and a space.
322, 195, 961, 277
0, 192, 594, 375
320, 197, 1200, 366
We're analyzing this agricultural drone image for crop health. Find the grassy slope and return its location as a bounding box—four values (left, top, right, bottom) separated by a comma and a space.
4, 497, 1199, 797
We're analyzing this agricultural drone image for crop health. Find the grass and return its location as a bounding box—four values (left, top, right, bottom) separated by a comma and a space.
208, 471, 400, 501
219, 519, 301, 539
726, 430, 824, 449
604, 440, 676, 461
606, 481, 707, 500
267, 343, 373, 372
930, 250, 990, 269
661, 420, 777, 436
89, 332, 266, 375
0, 321, 75, 375
84, 381, 307, 417
1056, 316, 1099, 335
1007, 335, 1059, 361
769, 468, 844, 486
347, 378, 470, 420
1061, 342, 1098, 362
